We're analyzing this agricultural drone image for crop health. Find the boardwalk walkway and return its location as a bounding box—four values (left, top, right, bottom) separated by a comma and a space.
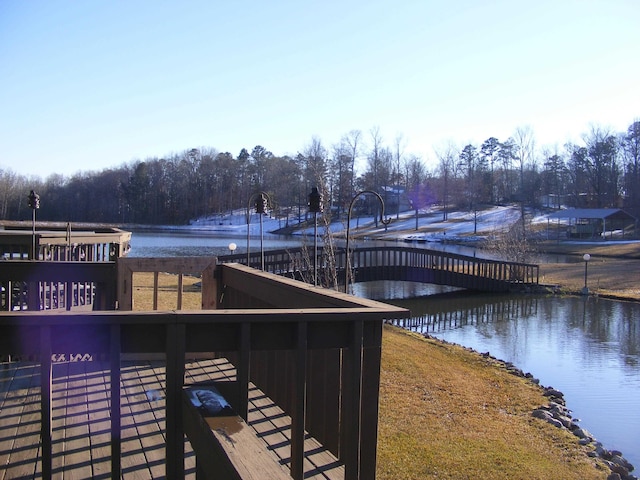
0, 357, 343, 480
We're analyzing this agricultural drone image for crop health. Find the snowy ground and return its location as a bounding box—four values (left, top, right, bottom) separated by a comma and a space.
190, 205, 522, 242
188, 205, 640, 248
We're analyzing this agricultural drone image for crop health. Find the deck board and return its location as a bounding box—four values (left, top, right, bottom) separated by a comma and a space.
0, 363, 41, 480
51, 362, 68, 477
85, 362, 112, 479
120, 364, 154, 479
60, 362, 93, 479
1, 358, 344, 480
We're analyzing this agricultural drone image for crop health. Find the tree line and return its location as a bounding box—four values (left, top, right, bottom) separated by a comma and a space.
1, 120, 639, 226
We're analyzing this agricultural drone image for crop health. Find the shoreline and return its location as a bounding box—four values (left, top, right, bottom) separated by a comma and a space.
416, 329, 638, 480
378, 326, 619, 480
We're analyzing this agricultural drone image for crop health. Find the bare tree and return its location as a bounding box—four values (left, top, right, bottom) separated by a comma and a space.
330, 142, 353, 217
366, 126, 384, 192
434, 143, 458, 221
541, 147, 567, 209
0, 168, 19, 219
622, 120, 640, 216
513, 127, 536, 195
576, 126, 621, 208
403, 154, 427, 193
393, 134, 407, 218
512, 126, 536, 235
480, 137, 500, 204
342, 129, 362, 196
497, 138, 516, 202
302, 137, 328, 187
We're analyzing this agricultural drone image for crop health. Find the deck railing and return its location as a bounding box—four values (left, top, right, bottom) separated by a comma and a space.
0, 260, 117, 311
0, 260, 408, 480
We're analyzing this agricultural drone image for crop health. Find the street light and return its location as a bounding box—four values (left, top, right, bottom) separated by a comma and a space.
308, 187, 322, 286
228, 242, 237, 254
582, 253, 591, 295
27, 190, 40, 259
344, 190, 391, 293
247, 192, 271, 270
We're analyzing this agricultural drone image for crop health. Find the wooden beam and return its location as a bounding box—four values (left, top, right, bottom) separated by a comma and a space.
165, 322, 186, 480
290, 320, 308, 480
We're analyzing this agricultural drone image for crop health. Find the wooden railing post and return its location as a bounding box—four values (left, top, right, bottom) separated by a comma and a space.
110, 324, 122, 478
116, 258, 134, 311
166, 321, 185, 480
360, 322, 383, 480
40, 325, 53, 480
290, 320, 308, 480
342, 319, 364, 480
237, 322, 251, 421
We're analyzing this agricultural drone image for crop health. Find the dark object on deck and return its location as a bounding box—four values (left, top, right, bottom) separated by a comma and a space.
183, 383, 290, 479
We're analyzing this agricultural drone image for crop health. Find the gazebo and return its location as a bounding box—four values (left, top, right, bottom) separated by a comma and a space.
546, 208, 637, 240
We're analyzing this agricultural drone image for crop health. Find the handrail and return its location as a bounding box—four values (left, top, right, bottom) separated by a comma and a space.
1, 262, 408, 480
0, 260, 117, 310
219, 245, 540, 290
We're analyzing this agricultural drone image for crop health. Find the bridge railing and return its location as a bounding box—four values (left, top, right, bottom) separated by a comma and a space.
219, 245, 539, 290
348, 246, 539, 285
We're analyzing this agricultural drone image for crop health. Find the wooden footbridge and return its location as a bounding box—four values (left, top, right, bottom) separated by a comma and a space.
220, 245, 540, 293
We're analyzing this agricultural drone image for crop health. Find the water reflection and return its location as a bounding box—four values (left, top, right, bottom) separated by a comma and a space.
387, 293, 640, 469
352, 280, 461, 300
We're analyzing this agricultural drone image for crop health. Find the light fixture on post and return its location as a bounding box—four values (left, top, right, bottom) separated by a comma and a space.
308, 187, 323, 286
27, 190, 40, 260
345, 190, 391, 293
228, 242, 237, 254
246, 191, 271, 270
582, 253, 591, 295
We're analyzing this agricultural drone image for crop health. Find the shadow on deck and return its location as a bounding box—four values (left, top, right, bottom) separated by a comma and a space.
0, 357, 344, 479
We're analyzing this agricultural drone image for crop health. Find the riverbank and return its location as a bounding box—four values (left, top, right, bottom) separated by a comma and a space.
537, 241, 640, 302
377, 325, 612, 480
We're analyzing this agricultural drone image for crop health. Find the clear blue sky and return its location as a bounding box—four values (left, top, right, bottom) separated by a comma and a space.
1, 0, 638, 179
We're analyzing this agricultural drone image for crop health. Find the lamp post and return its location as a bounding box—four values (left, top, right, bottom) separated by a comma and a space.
344, 190, 391, 293
582, 253, 591, 295
228, 242, 237, 255
247, 192, 270, 270
308, 187, 322, 286
27, 190, 40, 259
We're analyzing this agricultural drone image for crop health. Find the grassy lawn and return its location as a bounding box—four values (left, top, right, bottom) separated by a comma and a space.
377, 326, 607, 480
538, 241, 640, 301
131, 271, 202, 310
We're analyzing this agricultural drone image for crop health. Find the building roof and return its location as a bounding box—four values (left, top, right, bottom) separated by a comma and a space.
547, 208, 636, 221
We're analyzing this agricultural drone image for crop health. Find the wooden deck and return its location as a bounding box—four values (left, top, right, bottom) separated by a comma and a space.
0, 357, 344, 480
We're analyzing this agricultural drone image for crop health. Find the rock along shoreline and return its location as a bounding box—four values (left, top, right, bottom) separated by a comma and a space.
422, 332, 637, 480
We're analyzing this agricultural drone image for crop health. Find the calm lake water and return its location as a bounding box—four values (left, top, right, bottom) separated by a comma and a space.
128, 230, 639, 468
128, 229, 303, 258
